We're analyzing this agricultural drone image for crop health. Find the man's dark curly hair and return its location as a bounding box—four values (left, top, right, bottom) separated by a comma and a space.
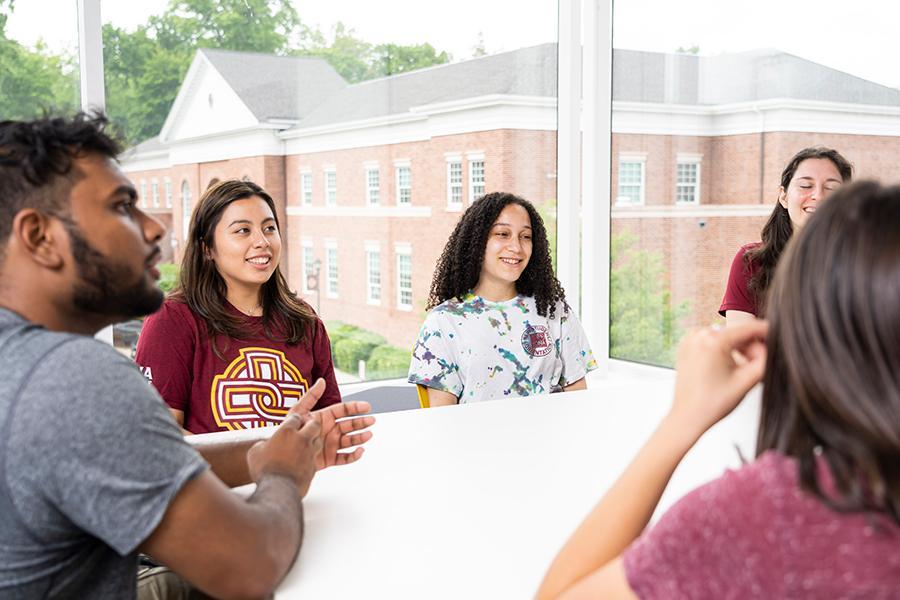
427, 191, 567, 318
0, 112, 121, 251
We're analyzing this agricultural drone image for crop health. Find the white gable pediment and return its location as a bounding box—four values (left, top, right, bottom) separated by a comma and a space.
160, 52, 259, 143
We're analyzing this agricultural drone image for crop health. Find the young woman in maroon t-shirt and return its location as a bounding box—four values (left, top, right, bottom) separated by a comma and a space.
135, 180, 340, 434
719, 146, 852, 325
538, 181, 900, 598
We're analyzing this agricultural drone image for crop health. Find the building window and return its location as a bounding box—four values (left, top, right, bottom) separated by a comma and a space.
300, 171, 312, 206
140, 180, 147, 208
365, 166, 380, 206
675, 160, 701, 205
616, 158, 645, 206
164, 178, 172, 208
326, 243, 338, 297
396, 246, 412, 310
181, 181, 192, 240
324, 169, 337, 206
447, 160, 463, 207
395, 164, 411, 205
301, 241, 315, 294
366, 246, 381, 304
469, 157, 485, 201
151, 179, 160, 208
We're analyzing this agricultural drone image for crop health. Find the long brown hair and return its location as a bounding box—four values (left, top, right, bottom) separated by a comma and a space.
746, 147, 852, 315
172, 179, 315, 349
757, 180, 900, 523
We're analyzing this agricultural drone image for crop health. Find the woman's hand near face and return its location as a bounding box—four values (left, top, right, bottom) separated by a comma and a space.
668, 321, 768, 439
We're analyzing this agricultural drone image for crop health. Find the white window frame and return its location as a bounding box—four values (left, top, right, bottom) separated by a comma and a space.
324, 167, 337, 207
675, 153, 702, 205
445, 154, 463, 209
164, 177, 172, 208
615, 153, 647, 206
467, 152, 485, 202
325, 240, 339, 298
365, 241, 381, 305
364, 163, 380, 206
300, 169, 313, 207
301, 240, 315, 294
395, 243, 413, 311
139, 180, 147, 208
151, 179, 160, 208
394, 159, 411, 206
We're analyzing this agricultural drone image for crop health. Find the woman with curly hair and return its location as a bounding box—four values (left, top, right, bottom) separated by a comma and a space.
720, 146, 852, 324
135, 179, 341, 433
408, 192, 597, 406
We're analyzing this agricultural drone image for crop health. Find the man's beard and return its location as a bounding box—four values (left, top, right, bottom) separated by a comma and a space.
65, 223, 164, 319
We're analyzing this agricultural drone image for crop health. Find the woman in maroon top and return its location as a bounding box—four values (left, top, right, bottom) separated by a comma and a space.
719, 147, 852, 325
135, 180, 340, 434
538, 181, 900, 599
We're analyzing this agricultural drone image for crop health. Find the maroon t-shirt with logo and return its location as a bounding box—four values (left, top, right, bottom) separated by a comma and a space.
624, 451, 900, 599
135, 299, 340, 434
719, 243, 762, 317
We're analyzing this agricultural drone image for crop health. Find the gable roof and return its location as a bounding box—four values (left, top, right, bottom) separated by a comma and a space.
613, 48, 900, 106
290, 43, 558, 130
199, 49, 347, 122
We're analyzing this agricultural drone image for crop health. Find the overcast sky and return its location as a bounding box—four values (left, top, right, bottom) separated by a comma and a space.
6, 0, 899, 88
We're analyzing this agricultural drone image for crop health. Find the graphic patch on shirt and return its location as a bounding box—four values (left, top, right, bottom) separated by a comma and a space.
211, 347, 309, 431
521, 325, 552, 357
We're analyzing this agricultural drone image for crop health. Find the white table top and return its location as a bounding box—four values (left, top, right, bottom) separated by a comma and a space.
260, 377, 761, 599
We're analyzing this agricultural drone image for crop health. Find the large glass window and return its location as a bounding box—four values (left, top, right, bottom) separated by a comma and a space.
608, 0, 900, 367
104, 0, 558, 382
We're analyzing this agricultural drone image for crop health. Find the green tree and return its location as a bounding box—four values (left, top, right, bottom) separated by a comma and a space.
300, 22, 372, 83
0, 1, 78, 119
609, 231, 688, 367
369, 42, 450, 78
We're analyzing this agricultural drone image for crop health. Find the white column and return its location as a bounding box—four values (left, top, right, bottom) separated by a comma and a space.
580, 0, 613, 373
78, 0, 113, 345
77, 0, 105, 112
556, 0, 582, 314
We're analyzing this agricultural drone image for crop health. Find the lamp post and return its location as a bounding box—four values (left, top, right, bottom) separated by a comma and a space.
307, 258, 322, 314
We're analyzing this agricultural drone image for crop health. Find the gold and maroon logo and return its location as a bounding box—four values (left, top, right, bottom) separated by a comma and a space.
211, 347, 309, 431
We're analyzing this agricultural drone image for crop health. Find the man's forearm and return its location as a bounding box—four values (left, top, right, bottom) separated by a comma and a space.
244, 473, 305, 591
196, 440, 254, 487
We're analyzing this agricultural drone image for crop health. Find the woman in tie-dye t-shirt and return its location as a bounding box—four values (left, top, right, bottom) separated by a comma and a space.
408, 192, 597, 406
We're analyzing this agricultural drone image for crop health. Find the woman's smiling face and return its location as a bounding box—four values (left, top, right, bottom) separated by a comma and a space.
208, 196, 282, 293
779, 158, 844, 229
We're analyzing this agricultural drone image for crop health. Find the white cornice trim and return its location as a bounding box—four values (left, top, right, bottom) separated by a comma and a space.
410, 94, 556, 115
612, 204, 773, 218
613, 98, 900, 137
286, 205, 433, 218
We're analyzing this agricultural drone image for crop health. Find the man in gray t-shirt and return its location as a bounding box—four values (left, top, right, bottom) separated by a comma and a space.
0, 114, 373, 598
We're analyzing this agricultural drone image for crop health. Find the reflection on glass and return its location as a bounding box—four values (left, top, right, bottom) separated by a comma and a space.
110, 1, 558, 382
611, 0, 900, 366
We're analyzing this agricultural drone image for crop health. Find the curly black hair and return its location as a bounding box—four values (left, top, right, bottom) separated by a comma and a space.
0, 112, 121, 249
427, 191, 567, 318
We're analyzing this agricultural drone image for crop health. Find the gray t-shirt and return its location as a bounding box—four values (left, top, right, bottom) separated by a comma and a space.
0, 309, 208, 599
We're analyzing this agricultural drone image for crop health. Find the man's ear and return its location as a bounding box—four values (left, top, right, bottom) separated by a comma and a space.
12, 209, 65, 269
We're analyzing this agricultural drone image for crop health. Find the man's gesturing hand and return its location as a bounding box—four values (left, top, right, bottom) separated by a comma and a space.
286, 378, 375, 470
247, 413, 321, 498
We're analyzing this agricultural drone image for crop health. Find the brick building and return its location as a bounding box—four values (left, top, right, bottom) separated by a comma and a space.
121, 44, 900, 350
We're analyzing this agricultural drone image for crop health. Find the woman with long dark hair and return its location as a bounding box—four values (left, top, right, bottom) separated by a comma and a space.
720, 146, 852, 324
537, 181, 900, 598
136, 179, 340, 433
408, 192, 596, 406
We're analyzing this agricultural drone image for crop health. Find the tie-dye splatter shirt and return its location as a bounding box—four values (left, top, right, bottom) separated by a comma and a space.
408, 293, 597, 402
